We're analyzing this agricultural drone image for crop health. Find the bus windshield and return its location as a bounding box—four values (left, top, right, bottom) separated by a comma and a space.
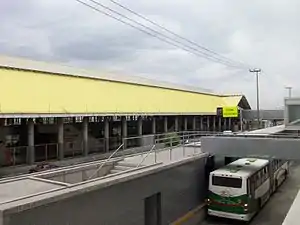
212, 175, 242, 188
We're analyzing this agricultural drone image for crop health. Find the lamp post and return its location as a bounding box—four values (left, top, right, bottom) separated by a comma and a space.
249, 68, 261, 128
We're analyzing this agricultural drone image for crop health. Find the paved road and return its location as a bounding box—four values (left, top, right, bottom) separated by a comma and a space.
201, 162, 300, 225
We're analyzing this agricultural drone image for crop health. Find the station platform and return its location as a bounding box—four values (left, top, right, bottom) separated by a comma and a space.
282, 189, 300, 225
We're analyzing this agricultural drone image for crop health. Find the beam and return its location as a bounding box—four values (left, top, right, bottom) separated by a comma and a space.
242, 110, 284, 120
201, 136, 300, 160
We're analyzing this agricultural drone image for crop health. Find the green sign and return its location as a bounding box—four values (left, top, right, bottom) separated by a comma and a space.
222, 106, 238, 118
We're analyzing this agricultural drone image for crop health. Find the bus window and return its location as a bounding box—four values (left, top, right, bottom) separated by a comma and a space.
212, 176, 242, 188
247, 177, 255, 195
250, 177, 255, 193
263, 167, 267, 180
256, 173, 261, 187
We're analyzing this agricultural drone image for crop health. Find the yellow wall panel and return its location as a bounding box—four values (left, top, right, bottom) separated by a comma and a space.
0, 68, 233, 114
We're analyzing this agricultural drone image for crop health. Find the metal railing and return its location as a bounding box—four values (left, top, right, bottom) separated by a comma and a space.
4, 146, 27, 166
2, 129, 293, 168
136, 145, 156, 168
134, 132, 204, 169
35, 143, 58, 162
87, 132, 203, 179
63, 141, 84, 158
88, 138, 106, 154
88, 143, 124, 180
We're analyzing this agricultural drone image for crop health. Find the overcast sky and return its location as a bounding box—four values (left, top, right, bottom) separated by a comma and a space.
1, 0, 300, 109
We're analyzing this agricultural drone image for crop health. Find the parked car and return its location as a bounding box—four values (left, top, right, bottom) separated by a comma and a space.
29, 163, 58, 173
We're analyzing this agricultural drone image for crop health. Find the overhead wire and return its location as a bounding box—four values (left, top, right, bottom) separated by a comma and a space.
84, 0, 243, 68
75, 0, 250, 69
107, 0, 251, 69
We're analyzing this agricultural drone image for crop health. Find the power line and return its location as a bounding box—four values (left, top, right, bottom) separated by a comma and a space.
85, 0, 244, 68
107, 0, 250, 69
75, 0, 248, 69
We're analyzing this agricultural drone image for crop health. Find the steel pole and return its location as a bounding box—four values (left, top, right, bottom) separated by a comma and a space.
256, 71, 260, 128
250, 68, 261, 129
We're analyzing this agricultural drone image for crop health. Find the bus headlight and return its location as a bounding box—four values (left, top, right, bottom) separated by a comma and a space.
243, 203, 248, 212
205, 198, 211, 205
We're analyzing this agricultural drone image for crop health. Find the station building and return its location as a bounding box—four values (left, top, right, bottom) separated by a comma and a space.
0, 55, 251, 168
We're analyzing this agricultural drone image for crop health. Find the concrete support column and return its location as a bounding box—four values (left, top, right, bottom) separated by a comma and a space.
138, 117, 143, 136
121, 116, 127, 148
174, 116, 179, 132
57, 118, 64, 160
104, 117, 110, 152
138, 116, 143, 146
218, 117, 222, 132
184, 117, 188, 131
82, 117, 89, 156
213, 116, 216, 132
152, 117, 156, 134
27, 119, 35, 164
228, 118, 232, 130
200, 116, 203, 131
164, 116, 168, 133
207, 116, 210, 131
226, 118, 230, 130
192, 116, 196, 131
225, 118, 229, 130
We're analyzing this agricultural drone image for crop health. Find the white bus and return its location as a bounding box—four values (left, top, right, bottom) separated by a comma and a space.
206, 158, 289, 221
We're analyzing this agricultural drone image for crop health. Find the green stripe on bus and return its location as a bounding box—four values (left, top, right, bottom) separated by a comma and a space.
208, 192, 249, 214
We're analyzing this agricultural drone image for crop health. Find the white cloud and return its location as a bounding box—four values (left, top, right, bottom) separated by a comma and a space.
1, 0, 300, 109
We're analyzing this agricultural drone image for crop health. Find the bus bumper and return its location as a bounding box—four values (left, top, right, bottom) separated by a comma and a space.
208, 209, 253, 221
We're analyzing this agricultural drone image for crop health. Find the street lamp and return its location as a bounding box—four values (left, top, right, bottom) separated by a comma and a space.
249, 68, 261, 128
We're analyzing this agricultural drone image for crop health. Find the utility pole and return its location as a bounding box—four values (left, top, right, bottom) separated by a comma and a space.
285, 86, 292, 98
249, 68, 261, 128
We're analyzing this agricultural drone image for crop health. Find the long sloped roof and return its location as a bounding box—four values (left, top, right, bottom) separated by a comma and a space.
0, 55, 247, 98
0, 55, 251, 116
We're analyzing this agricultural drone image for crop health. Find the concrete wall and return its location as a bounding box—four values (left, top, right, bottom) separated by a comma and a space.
285, 98, 300, 124
201, 136, 300, 160
38, 162, 115, 183
4, 156, 207, 225
242, 109, 284, 120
